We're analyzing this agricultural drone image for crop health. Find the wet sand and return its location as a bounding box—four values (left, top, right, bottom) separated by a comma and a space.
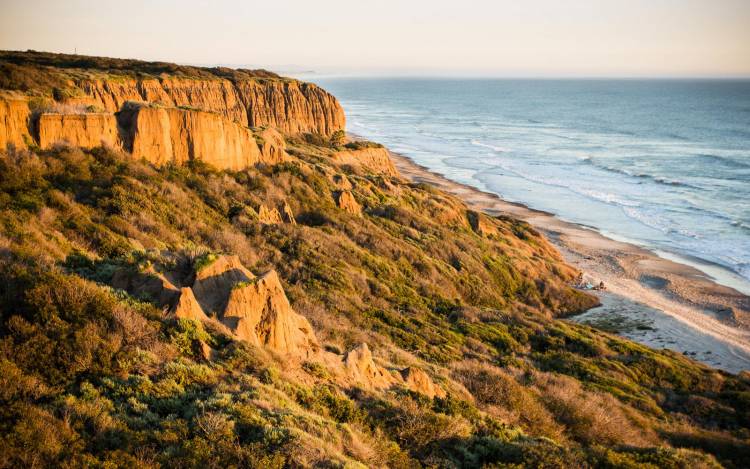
387, 150, 750, 373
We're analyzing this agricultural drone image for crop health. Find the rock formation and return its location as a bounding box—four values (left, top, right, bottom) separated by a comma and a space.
222, 271, 319, 356
257, 204, 283, 224
183, 254, 319, 356
121, 103, 265, 170
110, 265, 180, 308
342, 343, 398, 389
171, 287, 209, 322
331, 173, 353, 190
191, 255, 255, 314
38, 113, 120, 150
65, 75, 345, 136
336, 190, 362, 216
467, 210, 499, 238
400, 367, 446, 398
341, 343, 445, 397
330, 147, 399, 177
0, 91, 31, 149
257, 127, 289, 164
1, 63, 345, 169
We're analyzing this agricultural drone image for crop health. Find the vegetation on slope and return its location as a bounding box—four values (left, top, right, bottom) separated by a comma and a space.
0, 140, 749, 468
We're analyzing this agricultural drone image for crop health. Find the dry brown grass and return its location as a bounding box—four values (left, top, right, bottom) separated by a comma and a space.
532, 371, 657, 446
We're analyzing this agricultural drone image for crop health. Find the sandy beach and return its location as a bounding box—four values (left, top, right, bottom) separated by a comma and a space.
387, 150, 750, 373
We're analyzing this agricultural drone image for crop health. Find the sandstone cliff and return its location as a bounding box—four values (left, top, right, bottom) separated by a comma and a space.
1, 54, 344, 171
38, 112, 120, 150
121, 103, 265, 170
69, 75, 344, 136
0, 91, 31, 149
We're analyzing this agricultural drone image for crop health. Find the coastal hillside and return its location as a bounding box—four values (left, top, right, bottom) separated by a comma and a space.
1, 52, 749, 468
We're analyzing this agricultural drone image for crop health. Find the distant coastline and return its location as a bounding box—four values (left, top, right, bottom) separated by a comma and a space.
383, 144, 750, 373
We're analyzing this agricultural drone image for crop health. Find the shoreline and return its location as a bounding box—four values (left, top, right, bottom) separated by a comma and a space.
385, 149, 750, 373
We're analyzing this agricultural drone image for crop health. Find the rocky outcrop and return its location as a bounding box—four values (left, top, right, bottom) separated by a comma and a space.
75, 76, 344, 136
222, 271, 319, 356
400, 367, 446, 399
0, 91, 31, 150
257, 204, 283, 224
192, 255, 255, 314
331, 147, 399, 177
257, 127, 289, 164
343, 343, 398, 389
185, 254, 318, 356
332, 173, 353, 190
342, 343, 445, 397
467, 210, 499, 238
171, 287, 210, 322
336, 190, 362, 216
121, 103, 264, 170
111, 266, 179, 308
235, 80, 345, 136
38, 113, 120, 149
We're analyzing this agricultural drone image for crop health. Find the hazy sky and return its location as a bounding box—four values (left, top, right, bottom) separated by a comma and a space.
1, 0, 749, 77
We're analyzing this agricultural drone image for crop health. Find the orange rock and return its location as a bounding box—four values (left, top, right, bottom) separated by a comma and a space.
257, 204, 283, 224
0, 92, 31, 150
336, 190, 362, 216
192, 255, 255, 314
342, 343, 398, 389
38, 113, 120, 150
123, 104, 264, 170
281, 202, 297, 225
222, 271, 319, 356
467, 210, 500, 238
400, 367, 446, 398
171, 287, 209, 322
257, 127, 289, 164
78, 76, 344, 136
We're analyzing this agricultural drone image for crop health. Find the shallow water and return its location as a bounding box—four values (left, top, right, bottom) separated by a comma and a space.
314, 78, 750, 292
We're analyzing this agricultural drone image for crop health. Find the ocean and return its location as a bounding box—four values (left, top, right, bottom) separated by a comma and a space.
314, 78, 750, 293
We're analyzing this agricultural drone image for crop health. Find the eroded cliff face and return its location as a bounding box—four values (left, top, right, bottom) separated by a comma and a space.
0, 91, 31, 149
38, 113, 120, 150
122, 104, 266, 171
0, 63, 344, 170
73, 76, 345, 136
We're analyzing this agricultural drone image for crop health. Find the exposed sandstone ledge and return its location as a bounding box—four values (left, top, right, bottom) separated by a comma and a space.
38, 113, 120, 150
0, 91, 31, 149
330, 147, 399, 177
121, 103, 265, 170
74, 76, 345, 136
